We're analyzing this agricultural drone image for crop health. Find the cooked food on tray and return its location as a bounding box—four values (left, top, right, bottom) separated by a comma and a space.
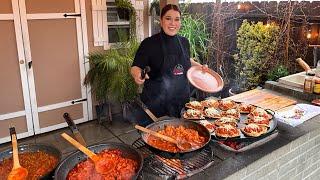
218, 100, 237, 111
245, 116, 270, 126
147, 125, 207, 153
214, 116, 238, 127
183, 108, 205, 120
199, 120, 216, 133
241, 123, 268, 137
239, 103, 255, 114
67, 149, 138, 180
248, 108, 272, 120
204, 107, 221, 118
201, 99, 219, 108
0, 151, 58, 180
221, 108, 240, 119
185, 100, 204, 110
215, 124, 240, 138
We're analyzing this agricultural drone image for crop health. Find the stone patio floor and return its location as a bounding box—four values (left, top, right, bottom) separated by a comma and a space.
0, 114, 139, 160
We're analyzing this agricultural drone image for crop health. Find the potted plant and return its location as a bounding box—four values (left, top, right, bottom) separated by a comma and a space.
84, 38, 140, 122
150, 0, 160, 16
115, 0, 135, 20
231, 20, 280, 95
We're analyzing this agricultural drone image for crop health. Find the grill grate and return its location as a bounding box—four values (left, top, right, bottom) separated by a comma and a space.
132, 138, 215, 179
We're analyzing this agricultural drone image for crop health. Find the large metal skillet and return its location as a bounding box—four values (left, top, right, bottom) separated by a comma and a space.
54, 142, 144, 179
54, 114, 144, 179
135, 98, 211, 156
0, 143, 62, 179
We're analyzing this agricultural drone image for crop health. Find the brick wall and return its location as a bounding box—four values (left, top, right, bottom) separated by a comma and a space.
226, 128, 320, 180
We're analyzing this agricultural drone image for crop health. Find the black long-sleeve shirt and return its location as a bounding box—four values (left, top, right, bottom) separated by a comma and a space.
132, 31, 190, 80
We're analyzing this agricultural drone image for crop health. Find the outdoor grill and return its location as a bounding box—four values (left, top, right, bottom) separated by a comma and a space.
132, 138, 216, 179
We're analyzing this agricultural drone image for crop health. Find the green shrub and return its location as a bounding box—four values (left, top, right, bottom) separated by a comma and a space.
233, 20, 280, 90
267, 65, 289, 81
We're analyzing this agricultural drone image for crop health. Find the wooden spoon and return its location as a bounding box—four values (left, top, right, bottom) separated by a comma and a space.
61, 133, 115, 174
7, 128, 28, 180
135, 125, 195, 151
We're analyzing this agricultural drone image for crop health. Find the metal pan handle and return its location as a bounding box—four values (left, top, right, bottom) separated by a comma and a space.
265, 109, 275, 116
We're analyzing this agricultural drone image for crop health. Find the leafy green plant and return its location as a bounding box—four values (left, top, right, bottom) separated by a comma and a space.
84, 38, 140, 104
233, 20, 280, 90
115, 0, 136, 38
267, 65, 289, 81
150, 0, 160, 16
179, 13, 209, 63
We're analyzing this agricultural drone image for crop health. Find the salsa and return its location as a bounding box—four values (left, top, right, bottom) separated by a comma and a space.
67, 149, 138, 180
0, 151, 58, 180
147, 125, 207, 153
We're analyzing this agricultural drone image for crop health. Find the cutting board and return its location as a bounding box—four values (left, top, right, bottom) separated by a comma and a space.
225, 89, 297, 111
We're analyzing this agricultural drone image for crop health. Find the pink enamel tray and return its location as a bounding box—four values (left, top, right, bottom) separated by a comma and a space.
187, 66, 224, 93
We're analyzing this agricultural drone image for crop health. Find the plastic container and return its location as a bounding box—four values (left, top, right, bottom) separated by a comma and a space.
313, 77, 320, 94
316, 60, 320, 77
304, 76, 314, 93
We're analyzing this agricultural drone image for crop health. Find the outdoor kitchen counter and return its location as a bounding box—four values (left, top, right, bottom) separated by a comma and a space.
188, 89, 320, 180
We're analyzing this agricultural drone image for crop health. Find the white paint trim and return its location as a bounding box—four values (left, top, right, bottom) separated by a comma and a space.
108, 21, 130, 25
26, 13, 79, 20
0, 131, 33, 144
0, 14, 13, 20
37, 117, 87, 134
12, 0, 34, 135
74, 0, 89, 123
79, 0, 93, 120
37, 99, 84, 113
0, 111, 26, 121
148, 0, 152, 37
92, 0, 108, 47
18, 0, 41, 134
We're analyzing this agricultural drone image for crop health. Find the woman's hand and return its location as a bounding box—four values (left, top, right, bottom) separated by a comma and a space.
201, 64, 209, 72
190, 58, 209, 72
131, 66, 149, 85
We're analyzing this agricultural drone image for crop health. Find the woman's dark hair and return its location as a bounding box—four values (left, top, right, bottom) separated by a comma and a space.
160, 4, 181, 19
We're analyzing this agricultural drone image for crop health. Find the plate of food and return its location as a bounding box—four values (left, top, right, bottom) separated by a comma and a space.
182, 99, 277, 141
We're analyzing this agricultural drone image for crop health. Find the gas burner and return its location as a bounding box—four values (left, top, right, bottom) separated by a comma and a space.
132, 138, 215, 179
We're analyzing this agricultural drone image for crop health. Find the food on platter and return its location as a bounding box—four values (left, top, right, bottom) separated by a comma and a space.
199, 120, 216, 133
0, 151, 58, 180
241, 123, 268, 137
245, 116, 270, 126
239, 103, 255, 114
204, 107, 221, 118
147, 125, 207, 153
221, 108, 241, 119
214, 116, 238, 127
201, 99, 219, 108
67, 149, 138, 180
248, 108, 272, 120
215, 124, 240, 138
185, 101, 204, 110
183, 108, 205, 120
218, 100, 237, 111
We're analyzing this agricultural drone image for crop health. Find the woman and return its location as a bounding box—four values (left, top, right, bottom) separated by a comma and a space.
131, 4, 205, 126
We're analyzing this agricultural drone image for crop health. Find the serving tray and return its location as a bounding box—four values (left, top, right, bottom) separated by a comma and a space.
181, 101, 277, 142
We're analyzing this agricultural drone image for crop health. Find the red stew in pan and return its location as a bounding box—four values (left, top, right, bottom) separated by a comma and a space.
67, 149, 138, 180
0, 151, 58, 180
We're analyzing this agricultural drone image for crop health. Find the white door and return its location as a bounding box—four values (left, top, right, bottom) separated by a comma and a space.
0, 0, 91, 143
0, 0, 34, 143
19, 0, 91, 134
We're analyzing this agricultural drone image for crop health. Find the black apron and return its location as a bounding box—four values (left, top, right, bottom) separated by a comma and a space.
141, 34, 191, 118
